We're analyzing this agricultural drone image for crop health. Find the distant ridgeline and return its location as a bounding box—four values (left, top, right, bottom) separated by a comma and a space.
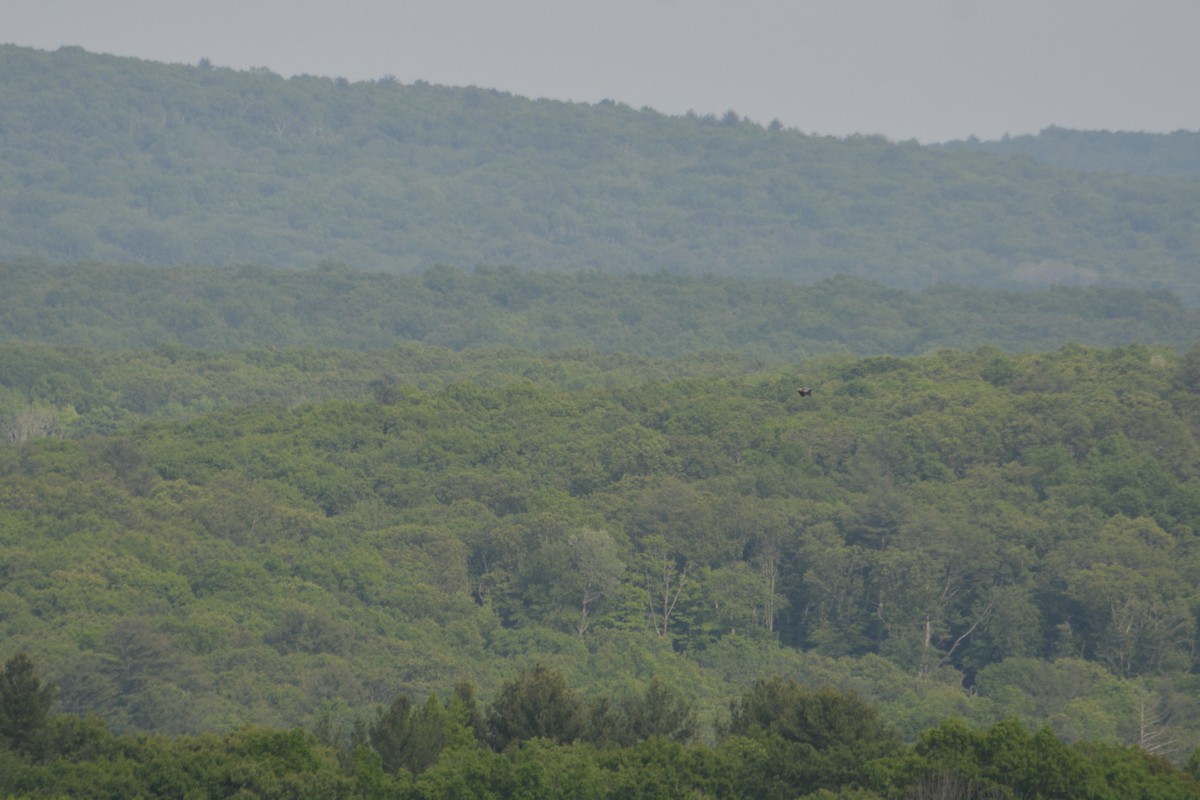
936, 126, 1200, 178
1, 260, 1197, 356
1, 45, 1199, 301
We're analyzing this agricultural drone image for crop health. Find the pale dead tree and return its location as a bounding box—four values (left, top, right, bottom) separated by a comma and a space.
2, 405, 63, 445
753, 536, 783, 633
1137, 689, 1176, 758
567, 528, 624, 636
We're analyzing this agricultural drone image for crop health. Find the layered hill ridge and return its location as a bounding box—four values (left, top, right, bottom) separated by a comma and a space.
2, 44, 1199, 300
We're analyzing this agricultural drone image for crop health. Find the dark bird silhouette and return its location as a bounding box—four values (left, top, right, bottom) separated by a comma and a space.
796, 387, 813, 397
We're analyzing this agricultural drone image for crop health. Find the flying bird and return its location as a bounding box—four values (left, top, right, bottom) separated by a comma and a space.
796, 387, 813, 397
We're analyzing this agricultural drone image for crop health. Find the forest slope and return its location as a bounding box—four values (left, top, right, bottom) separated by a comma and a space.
2, 260, 1197, 358
2, 45, 1199, 300
4, 342, 1200, 757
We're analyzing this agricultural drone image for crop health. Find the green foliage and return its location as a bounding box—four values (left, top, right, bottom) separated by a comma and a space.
907, 715, 1200, 799
0, 652, 57, 760
370, 691, 475, 776
486, 665, 585, 751
728, 678, 899, 755
587, 677, 698, 747
3, 653, 1200, 798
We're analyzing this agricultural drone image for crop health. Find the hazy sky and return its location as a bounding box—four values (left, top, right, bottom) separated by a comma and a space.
5, 0, 1199, 142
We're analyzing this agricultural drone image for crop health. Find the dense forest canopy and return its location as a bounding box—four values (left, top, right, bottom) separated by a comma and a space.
5, 341, 1200, 760
2, 44, 1199, 300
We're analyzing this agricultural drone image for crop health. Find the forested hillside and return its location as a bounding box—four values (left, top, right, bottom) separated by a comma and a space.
5, 342, 1200, 765
2, 45, 1199, 300
7, 38, 1200, 799
2, 259, 1196, 357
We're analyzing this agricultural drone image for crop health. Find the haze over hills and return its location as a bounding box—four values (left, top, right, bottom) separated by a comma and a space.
2, 44, 1199, 302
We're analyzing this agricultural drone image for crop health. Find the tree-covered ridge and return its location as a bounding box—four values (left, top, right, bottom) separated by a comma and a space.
2, 260, 1197, 357
4, 342, 1200, 757
2, 45, 1200, 300
939, 127, 1200, 178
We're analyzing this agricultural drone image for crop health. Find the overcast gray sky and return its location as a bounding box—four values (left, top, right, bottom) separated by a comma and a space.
4, 0, 1198, 143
